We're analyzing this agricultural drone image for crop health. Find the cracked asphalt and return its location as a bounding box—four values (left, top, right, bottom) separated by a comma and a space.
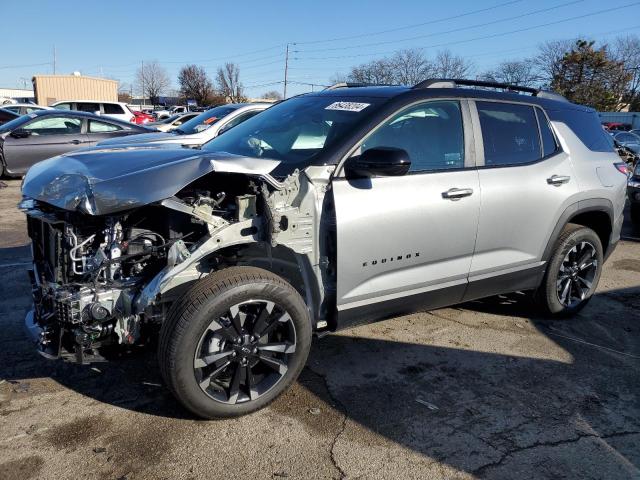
0, 178, 639, 479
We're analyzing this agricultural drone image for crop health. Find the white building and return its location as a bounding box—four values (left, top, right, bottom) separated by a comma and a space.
0, 87, 35, 104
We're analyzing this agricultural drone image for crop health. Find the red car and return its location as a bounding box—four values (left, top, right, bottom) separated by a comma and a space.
131, 111, 154, 125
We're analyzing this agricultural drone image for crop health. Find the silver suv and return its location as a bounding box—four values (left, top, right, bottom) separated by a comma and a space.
21, 79, 627, 418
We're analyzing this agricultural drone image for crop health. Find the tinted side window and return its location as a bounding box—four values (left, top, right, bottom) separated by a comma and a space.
546, 108, 614, 152
477, 102, 541, 166
54, 103, 71, 110
103, 103, 125, 114
77, 102, 100, 113
536, 108, 559, 157
361, 100, 465, 172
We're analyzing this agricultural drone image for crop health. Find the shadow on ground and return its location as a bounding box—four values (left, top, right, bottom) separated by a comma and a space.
1, 239, 639, 479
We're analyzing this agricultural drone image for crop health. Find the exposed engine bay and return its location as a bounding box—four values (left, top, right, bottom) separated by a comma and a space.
23, 168, 335, 363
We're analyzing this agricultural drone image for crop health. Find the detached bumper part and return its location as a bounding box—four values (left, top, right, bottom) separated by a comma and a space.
24, 309, 61, 360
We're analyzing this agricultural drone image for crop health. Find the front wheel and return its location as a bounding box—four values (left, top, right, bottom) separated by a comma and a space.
158, 267, 312, 418
535, 224, 603, 317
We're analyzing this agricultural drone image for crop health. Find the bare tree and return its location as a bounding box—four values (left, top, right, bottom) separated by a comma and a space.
216, 63, 245, 103
532, 39, 575, 87
329, 72, 348, 85
135, 61, 170, 105
390, 49, 433, 85
178, 65, 214, 106
431, 50, 474, 78
613, 35, 640, 110
261, 90, 283, 101
481, 60, 539, 87
348, 58, 396, 84
117, 81, 132, 103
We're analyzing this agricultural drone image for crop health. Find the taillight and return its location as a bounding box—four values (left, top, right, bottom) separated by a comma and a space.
614, 162, 629, 175
130, 116, 136, 123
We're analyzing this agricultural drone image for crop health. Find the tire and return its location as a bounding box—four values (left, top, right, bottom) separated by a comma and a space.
158, 266, 311, 419
535, 224, 603, 317
631, 204, 640, 225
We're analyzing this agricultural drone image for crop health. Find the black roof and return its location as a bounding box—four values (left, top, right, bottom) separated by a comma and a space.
305, 84, 589, 112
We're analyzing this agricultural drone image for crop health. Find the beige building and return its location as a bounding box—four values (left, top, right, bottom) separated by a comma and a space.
32, 75, 118, 106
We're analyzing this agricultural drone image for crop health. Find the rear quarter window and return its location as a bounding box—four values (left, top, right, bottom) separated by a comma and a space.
546, 108, 614, 152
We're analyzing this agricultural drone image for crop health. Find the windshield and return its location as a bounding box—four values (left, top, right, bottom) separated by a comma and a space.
203, 96, 384, 169
178, 105, 238, 134
155, 114, 182, 125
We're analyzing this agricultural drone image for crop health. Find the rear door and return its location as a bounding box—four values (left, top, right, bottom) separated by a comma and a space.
465, 100, 578, 299
3, 115, 87, 174
332, 99, 481, 325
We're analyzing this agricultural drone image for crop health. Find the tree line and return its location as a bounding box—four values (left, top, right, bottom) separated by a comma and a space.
120, 61, 282, 106
119, 34, 640, 111
335, 35, 640, 111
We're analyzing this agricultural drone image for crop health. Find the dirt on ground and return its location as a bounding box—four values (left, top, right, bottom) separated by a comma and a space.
0, 178, 638, 479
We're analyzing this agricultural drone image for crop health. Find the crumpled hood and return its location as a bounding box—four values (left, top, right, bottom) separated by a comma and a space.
21, 146, 280, 215
96, 131, 182, 146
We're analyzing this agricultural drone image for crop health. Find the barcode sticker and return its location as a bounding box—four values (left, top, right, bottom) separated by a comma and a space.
325, 101, 370, 112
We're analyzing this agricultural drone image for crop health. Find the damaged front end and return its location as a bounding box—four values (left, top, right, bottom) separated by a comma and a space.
21, 150, 332, 363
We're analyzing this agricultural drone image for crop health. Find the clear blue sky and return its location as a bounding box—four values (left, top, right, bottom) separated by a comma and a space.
2, 0, 639, 99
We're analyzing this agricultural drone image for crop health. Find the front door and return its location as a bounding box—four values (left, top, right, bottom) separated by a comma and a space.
332, 99, 480, 326
3, 115, 87, 174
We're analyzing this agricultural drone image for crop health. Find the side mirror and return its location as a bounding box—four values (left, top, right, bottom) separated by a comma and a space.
10, 128, 31, 139
345, 147, 411, 178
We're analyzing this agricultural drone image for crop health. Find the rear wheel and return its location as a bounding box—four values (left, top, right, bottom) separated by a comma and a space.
535, 224, 603, 316
158, 266, 311, 418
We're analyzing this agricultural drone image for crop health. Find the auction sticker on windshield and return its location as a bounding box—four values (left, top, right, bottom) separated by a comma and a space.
325, 101, 370, 112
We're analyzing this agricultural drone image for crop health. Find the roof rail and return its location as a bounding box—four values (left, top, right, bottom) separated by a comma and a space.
412, 78, 568, 102
323, 82, 394, 90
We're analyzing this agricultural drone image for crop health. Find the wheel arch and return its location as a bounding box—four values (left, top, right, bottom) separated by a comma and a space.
154, 242, 320, 328
542, 199, 614, 262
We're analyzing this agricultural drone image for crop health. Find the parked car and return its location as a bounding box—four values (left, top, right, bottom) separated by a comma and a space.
1, 103, 52, 115
0, 110, 152, 176
50, 100, 135, 123
131, 110, 154, 125
613, 131, 640, 154
153, 106, 171, 120
147, 112, 199, 132
96, 103, 270, 148
0, 107, 20, 126
628, 163, 640, 225
602, 122, 631, 132
21, 79, 626, 419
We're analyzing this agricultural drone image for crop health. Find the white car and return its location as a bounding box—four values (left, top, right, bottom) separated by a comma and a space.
96, 103, 271, 148
1, 103, 52, 115
147, 112, 199, 132
50, 100, 135, 123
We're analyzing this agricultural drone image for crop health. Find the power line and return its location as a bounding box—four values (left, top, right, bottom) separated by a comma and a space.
294, 0, 525, 45
295, 0, 583, 53
296, 2, 640, 61
0, 61, 51, 70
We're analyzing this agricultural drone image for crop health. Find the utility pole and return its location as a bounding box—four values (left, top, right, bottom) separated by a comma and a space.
283, 43, 289, 100
141, 60, 145, 107
53, 45, 56, 75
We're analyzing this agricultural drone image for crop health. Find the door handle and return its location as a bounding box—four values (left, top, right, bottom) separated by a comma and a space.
547, 175, 570, 186
69, 139, 81, 145
442, 187, 474, 200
